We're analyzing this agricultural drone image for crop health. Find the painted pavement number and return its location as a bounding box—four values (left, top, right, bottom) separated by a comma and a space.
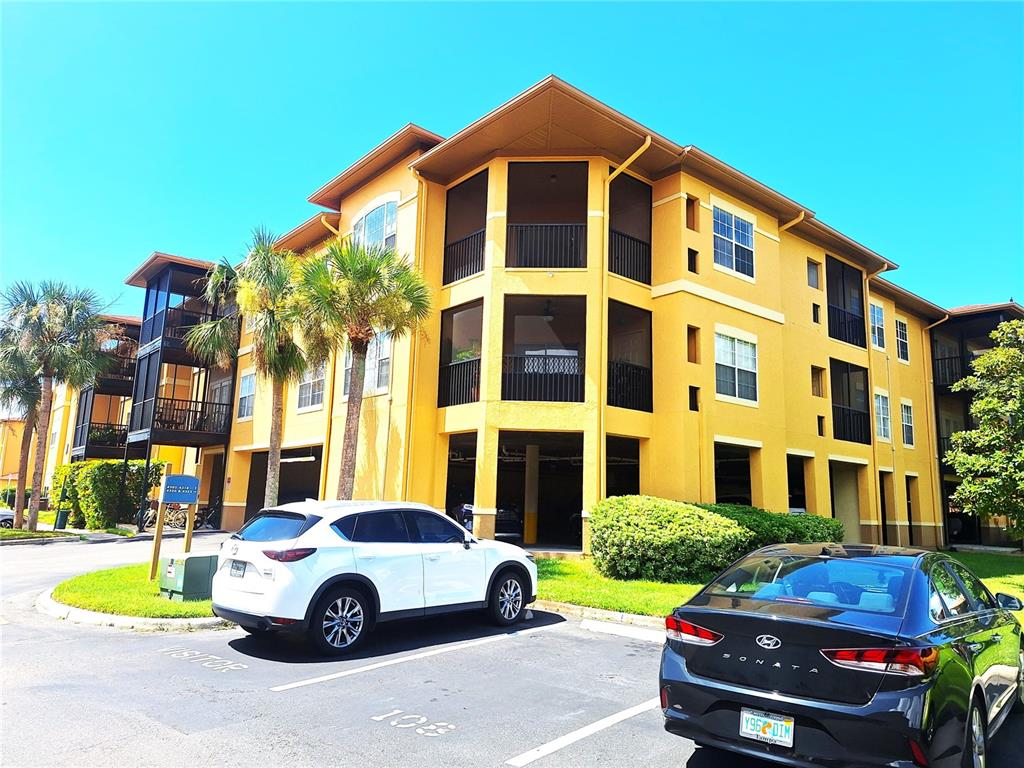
371, 709, 457, 737
156, 647, 248, 673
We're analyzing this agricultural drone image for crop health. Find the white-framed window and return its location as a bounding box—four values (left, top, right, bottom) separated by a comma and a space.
895, 319, 910, 362
50, 427, 59, 448
297, 364, 325, 410
712, 206, 755, 278
343, 332, 392, 397
237, 373, 255, 419
870, 303, 885, 349
353, 201, 397, 249
901, 402, 915, 446
715, 332, 758, 402
874, 392, 891, 440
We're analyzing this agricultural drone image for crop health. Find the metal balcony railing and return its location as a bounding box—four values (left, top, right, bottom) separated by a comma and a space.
827, 305, 867, 348
607, 360, 652, 412
832, 404, 871, 444
443, 229, 485, 284
153, 397, 231, 434
608, 229, 651, 285
506, 223, 586, 269
933, 355, 966, 387
73, 422, 128, 450
502, 354, 585, 402
438, 358, 481, 407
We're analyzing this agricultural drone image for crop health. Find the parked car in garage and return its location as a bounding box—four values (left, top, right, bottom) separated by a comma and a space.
660, 543, 1022, 768
212, 500, 537, 655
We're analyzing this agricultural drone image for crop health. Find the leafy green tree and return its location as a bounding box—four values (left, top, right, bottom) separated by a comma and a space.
947, 319, 1024, 541
186, 229, 307, 508
0, 282, 110, 530
0, 329, 41, 528
300, 239, 431, 499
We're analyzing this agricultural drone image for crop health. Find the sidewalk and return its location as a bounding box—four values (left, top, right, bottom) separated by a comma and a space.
36, 522, 224, 543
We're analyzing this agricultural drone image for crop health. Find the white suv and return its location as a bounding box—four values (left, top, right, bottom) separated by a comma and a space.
212, 500, 537, 655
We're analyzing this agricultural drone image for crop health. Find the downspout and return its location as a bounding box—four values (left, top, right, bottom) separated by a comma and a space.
403, 170, 428, 501
863, 265, 887, 543
318, 213, 341, 500
598, 136, 652, 501
922, 312, 949, 547
779, 210, 806, 232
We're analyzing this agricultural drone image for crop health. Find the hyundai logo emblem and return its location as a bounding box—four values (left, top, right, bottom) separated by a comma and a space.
756, 634, 782, 650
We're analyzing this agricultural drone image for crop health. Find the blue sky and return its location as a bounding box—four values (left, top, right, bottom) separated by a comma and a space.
2, 2, 1021, 315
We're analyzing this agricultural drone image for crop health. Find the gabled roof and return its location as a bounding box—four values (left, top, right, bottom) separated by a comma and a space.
124, 252, 214, 288
275, 212, 340, 253
308, 124, 443, 210
947, 301, 1024, 318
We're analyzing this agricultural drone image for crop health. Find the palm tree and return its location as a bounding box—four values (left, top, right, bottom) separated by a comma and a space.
0, 332, 41, 528
300, 239, 431, 500
0, 282, 109, 530
186, 228, 307, 508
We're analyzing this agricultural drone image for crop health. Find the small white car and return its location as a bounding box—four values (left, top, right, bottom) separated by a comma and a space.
212, 500, 537, 655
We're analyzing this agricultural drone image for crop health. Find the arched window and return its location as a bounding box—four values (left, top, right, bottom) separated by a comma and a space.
353, 201, 397, 249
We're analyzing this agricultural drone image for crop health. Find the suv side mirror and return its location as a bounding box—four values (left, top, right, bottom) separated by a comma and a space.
996, 593, 1023, 612
463, 531, 474, 550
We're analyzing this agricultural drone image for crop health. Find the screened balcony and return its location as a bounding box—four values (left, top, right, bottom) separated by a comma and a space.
506, 162, 587, 269
607, 300, 652, 411
128, 359, 232, 447
70, 390, 142, 460
826, 256, 866, 347
608, 172, 652, 284
438, 300, 483, 407
443, 170, 487, 284
830, 358, 871, 444
502, 296, 585, 402
137, 261, 226, 365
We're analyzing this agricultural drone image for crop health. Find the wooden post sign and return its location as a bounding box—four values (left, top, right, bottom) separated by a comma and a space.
149, 474, 201, 581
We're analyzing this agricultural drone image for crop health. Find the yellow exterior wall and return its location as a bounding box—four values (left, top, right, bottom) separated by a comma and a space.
0, 418, 36, 493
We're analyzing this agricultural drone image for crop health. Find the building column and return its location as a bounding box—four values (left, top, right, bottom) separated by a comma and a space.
582, 426, 601, 554
857, 464, 877, 544
749, 447, 766, 509
472, 425, 499, 540
803, 456, 819, 516
523, 443, 539, 545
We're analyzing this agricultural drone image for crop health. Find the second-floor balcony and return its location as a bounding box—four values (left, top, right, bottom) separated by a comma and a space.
933, 355, 966, 387
438, 358, 481, 408
153, 397, 231, 434
607, 360, 652, 411
71, 421, 144, 460
827, 305, 867, 348
832, 404, 871, 445
443, 229, 485, 284
608, 229, 651, 284
502, 353, 585, 402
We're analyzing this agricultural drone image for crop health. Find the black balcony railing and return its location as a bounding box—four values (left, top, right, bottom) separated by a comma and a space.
933, 355, 966, 387
832, 404, 871, 444
608, 229, 651, 285
142, 305, 219, 346
99, 353, 136, 383
438, 358, 481, 407
502, 354, 585, 402
939, 436, 955, 465
827, 305, 867, 348
153, 397, 231, 434
506, 223, 586, 269
607, 360, 652, 412
73, 422, 128, 450
443, 229, 485, 284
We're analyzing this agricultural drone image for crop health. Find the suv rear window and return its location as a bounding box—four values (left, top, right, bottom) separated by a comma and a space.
706, 554, 910, 615
236, 512, 317, 542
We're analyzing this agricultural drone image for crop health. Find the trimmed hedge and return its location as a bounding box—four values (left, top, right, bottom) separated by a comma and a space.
591, 496, 754, 582
0, 486, 31, 510
50, 460, 165, 530
696, 503, 844, 549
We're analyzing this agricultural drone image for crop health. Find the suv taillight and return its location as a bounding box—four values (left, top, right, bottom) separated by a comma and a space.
665, 615, 723, 646
262, 548, 317, 562
820, 646, 938, 676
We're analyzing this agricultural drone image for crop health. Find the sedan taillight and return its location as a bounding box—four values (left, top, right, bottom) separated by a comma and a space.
262, 548, 317, 562
820, 646, 938, 676
665, 615, 723, 646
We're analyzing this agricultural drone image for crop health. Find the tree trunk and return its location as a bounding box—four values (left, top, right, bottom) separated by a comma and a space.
264, 377, 284, 508
14, 405, 36, 529
337, 339, 369, 500
27, 377, 53, 532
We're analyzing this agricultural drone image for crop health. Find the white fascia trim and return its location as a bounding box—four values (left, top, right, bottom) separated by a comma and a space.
905, 471, 920, 477
237, 344, 253, 357
786, 448, 816, 458
653, 279, 784, 324
715, 323, 759, 345
652, 192, 685, 208
712, 262, 757, 284
878, 465, 894, 473
714, 434, 763, 449
828, 453, 870, 465
587, 210, 604, 217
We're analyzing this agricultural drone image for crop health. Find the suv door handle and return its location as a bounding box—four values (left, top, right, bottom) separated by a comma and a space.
425, 554, 441, 561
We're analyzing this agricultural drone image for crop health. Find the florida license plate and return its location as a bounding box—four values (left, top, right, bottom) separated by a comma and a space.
230, 560, 245, 578
740, 708, 795, 748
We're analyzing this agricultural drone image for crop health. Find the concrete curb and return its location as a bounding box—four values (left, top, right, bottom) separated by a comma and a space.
0, 535, 82, 546
532, 599, 663, 629
36, 587, 231, 632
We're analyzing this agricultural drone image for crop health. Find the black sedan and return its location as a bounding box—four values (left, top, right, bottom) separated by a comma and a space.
660, 544, 1023, 768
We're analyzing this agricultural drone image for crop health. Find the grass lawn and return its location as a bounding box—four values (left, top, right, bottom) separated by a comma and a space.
0, 528, 76, 540
52, 563, 213, 619
537, 552, 1024, 619
36, 510, 56, 526
103, 527, 135, 537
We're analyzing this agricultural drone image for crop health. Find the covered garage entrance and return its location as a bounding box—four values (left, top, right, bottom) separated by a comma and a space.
244, 445, 323, 521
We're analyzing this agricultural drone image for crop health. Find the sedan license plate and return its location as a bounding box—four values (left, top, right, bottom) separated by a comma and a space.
740, 708, 795, 748
230, 560, 246, 578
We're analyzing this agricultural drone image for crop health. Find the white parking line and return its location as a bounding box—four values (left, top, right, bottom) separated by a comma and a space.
270, 624, 556, 692
505, 696, 661, 767
579, 618, 663, 644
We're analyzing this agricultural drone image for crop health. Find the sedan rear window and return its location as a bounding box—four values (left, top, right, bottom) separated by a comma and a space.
236, 512, 316, 542
706, 554, 910, 615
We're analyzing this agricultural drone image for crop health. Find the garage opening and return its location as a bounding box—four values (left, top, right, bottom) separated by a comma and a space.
606, 436, 640, 497
714, 443, 752, 505
444, 432, 477, 527
829, 460, 862, 543
786, 454, 808, 512
497, 431, 583, 548
244, 445, 323, 522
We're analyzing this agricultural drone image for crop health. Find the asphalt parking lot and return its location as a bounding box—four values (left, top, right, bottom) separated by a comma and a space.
2, 538, 1022, 768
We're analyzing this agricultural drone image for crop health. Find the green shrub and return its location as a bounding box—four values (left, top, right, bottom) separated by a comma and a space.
51, 460, 165, 530
51, 464, 87, 528
591, 495, 754, 582
0, 486, 31, 510
696, 503, 844, 549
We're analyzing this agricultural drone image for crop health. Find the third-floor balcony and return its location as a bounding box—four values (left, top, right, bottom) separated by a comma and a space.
827, 305, 867, 348
608, 170, 652, 285
505, 161, 587, 270
832, 404, 871, 445
933, 355, 966, 387
506, 223, 586, 268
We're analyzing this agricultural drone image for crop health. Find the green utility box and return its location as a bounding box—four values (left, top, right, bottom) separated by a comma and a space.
158, 554, 218, 602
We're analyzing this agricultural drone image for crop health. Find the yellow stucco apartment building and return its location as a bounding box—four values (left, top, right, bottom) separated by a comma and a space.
46, 76, 1022, 551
